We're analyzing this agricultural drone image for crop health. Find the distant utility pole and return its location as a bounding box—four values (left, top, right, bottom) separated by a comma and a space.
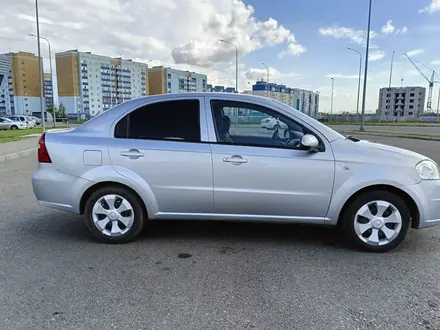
35, 0, 45, 132
347, 47, 362, 123
331, 78, 335, 122
360, 0, 373, 132
262, 62, 269, 83
219, 39, 238, 93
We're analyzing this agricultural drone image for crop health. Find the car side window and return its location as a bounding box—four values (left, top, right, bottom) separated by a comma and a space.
211, 100, 315, 150
115, 99, 201, 142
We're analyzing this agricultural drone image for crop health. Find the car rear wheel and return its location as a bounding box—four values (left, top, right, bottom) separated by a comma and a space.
340, 190, 410, 252
10, 125, 18, 130
84, 186, 146, 243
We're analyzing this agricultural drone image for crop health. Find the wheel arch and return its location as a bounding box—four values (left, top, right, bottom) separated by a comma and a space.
337, 184, 420, 229
79, 181, 149, 218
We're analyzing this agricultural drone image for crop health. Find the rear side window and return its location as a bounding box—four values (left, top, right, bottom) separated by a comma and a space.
115, 99, 200, 142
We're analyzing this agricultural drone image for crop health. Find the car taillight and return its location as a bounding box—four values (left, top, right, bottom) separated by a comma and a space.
38, 133, 52, 163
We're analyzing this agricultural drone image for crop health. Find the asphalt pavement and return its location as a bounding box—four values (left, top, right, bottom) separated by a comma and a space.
1, 137, 440, 330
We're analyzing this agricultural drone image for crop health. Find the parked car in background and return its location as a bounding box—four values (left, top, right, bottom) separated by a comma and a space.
0, 117, 27, 130
7, 115, 30, 128
32, 93, 440, 252
31, 116, 42, 126
25, 116, 36, 128
261, 116, 288, 130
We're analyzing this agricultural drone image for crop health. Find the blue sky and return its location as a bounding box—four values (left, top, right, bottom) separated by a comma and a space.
1, 0, 439, 113
240, 0, 440, 112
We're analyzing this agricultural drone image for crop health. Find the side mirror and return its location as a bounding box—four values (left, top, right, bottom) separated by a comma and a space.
301, 134, 319, 150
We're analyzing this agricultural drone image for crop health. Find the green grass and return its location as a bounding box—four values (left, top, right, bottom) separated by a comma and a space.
0, 137, 29, 143
0, 126, 69, 138
328, 121, 440, 126
359, 130, 440, 138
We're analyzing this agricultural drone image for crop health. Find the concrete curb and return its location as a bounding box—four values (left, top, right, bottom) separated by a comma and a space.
342, 131, 440, 141
0, 148, 37, 163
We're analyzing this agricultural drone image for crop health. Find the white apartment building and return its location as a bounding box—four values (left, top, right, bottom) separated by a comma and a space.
378, 86, 426, 121
247, 81, 319, 118
148, 66, 207, 95
56, 50, 149, 117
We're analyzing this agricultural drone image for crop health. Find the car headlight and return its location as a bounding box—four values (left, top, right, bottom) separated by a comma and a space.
416, 160, 440, 180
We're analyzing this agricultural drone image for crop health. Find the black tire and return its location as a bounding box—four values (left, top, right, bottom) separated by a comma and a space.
340, 190, 410, 252
10, 125, 18, 130
84, 186, 146, 244
273, 124, 281, 130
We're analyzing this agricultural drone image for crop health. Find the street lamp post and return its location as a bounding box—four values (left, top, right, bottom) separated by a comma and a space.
262, 63, 269, 83
29, 33, 55, 127
330, 78, 335, 122
360, 0, 373, 131
219, 39, 238, 93
145, 59, 153, 95
347, 47, 362, 124
34, 0, 45, 132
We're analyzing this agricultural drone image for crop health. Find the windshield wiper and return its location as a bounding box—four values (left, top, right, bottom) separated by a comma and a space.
345, 135, 360, 142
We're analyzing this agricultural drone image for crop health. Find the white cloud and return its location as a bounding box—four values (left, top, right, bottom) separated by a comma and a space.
318, 26, 376, 45
325, 74, 361, 79
369, 51, 385, 61
245, 67, 299, 82
0, 0, 305, 72
397, 26, 408, 34
405, 49, 425, 57
381, 20, 408, 35
381, 20, 395, 34
419, 0, 440, 13
431, 59, 440, 65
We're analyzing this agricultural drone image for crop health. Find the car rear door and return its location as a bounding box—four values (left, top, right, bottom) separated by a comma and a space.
108, 97, 213, 215
206, 97, 335, 222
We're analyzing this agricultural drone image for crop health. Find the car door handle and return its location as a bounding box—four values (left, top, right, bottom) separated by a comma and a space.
223, 156, 248, 165
121, 149, 144, 159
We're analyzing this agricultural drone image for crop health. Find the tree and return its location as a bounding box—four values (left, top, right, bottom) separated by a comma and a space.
58, 103, 66, 118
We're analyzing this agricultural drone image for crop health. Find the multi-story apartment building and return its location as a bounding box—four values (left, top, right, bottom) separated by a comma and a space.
56, 50, 149, 117
148, 67, 207, 95
206, 84, 236, 93
44, 73, 54, 110
0, 51, 44, 116
248, 81, 319, 118
378, 86, 426, 121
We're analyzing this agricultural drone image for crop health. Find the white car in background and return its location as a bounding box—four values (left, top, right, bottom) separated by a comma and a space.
261, 116, 288, 130
0, 117, 27, 130
7, 115, 31, 128
25, 116, 36, 128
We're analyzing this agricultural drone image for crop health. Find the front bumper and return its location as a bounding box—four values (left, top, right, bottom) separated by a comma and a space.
405, 179, 440, 229
32, 164, 91, 214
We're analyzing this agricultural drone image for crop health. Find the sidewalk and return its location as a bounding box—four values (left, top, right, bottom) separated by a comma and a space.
0, 137, 39, 161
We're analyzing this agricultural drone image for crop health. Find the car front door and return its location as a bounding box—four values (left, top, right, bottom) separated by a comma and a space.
108, 97, 213, 216
206, 98, 335, 222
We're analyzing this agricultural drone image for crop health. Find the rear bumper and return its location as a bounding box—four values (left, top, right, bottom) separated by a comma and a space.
406, 180, 440, 229
32, 164, 91, 214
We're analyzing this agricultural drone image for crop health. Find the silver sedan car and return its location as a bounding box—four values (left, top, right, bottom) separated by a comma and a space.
32, 93, 440, 252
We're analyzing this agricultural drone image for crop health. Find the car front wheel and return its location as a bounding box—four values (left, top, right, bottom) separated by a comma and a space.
341, 190, 410, 252
84, 186, 146, 243
10, 125, 18, 130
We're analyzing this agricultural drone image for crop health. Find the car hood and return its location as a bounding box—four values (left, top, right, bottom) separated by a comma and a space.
331, 138, 430, 167
355, 139, 428, 163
